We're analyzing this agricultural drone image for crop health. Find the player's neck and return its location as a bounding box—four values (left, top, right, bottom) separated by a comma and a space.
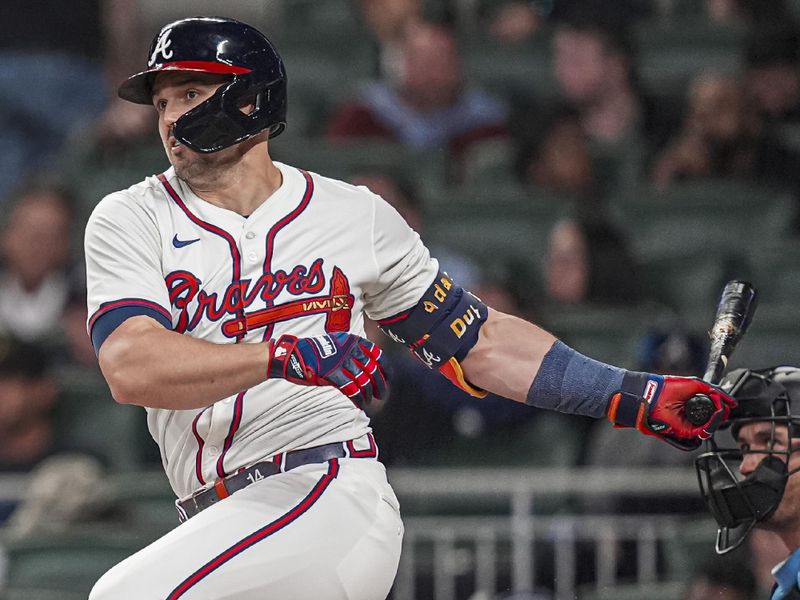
185, 142, 283, 215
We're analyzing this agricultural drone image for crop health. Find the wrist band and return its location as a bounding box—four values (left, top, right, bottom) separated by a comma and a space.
526, 340, 625, 418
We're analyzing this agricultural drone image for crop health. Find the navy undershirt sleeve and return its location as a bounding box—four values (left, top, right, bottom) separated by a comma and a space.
91, 305, 173, 354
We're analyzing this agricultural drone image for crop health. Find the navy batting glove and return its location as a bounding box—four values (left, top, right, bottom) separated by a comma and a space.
607, 372, 736, 450
267, 333, 390, 406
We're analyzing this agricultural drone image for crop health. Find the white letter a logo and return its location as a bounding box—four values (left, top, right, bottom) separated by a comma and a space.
149, 28, 174, 67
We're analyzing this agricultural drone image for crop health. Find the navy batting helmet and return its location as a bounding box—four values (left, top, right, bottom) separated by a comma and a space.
696, 366, 800, 553
118, 16, 287, 153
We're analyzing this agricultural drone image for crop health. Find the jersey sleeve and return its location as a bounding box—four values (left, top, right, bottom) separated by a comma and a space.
84, 191, 172, 353
361, 191, 438, 321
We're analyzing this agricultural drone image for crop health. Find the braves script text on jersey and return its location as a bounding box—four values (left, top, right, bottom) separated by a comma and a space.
85, 162, 435, 598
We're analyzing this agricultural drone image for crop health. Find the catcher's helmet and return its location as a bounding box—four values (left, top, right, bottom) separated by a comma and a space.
695, 366, 800, 553
118, 16, 287, 153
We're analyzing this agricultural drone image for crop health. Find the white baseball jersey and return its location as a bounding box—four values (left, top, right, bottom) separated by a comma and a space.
85, 161, 437, 499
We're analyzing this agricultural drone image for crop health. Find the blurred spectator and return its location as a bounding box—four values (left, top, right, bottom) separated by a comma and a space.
550, 9, 671, 149
357, 0, 425, 77
652, 73, 800, 188
706, 0, 793, 26
0, 180, 78, 345
350, 172, 483, 289
487, 1, 546, 45
0, 0, 146, 200
682, 554, 757, 600
514, 106, 598, 198
541, 215, 641, 307
484, 0, 653, 45
744, 23, 800, 126
636, 325, 707, 377
327, 21, 508, 178
0, 336, 58, 472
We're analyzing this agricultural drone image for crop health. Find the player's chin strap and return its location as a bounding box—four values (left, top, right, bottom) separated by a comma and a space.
378, 271, 488, 398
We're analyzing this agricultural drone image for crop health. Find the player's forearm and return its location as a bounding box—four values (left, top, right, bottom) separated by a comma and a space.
98, 317, 268, 409
460, 308, 557, 403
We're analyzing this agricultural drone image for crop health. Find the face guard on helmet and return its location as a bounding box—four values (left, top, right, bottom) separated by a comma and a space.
118, 16, 287, 153
695, 366, 800, 554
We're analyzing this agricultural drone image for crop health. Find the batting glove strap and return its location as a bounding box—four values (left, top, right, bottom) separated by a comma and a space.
607, 371, 660, 429
267, 334, 307, 382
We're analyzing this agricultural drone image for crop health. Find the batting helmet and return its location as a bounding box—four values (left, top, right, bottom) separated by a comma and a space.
118, 16, 287, 153
695, 366, 800, 553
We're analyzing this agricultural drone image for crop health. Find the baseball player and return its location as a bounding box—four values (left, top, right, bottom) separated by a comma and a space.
85, 16, 735, 599
696, 366, 800, 599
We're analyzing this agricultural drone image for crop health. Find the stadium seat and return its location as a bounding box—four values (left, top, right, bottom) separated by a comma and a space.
0, 588, 87, 600
461, 34, 558, 103
102, 470, 178, 532
537, 304, 663, 368
3, 530, 154, 595
746, 241, 800, 306
725, 302, 800, 369
271, 139, 449, 196
613, 180, 796, 261
637, 252, 741, 327
423, 183, 569, 276
54, 366, 157, 471
634, 22, 745, 97
579, 581, 687, 600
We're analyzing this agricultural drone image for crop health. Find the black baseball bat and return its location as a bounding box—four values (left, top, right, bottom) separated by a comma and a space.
684, 280, 758, 425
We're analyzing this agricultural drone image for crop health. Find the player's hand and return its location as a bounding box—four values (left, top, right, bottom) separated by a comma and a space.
267, 333, 389, 406
607, 372, 736, 450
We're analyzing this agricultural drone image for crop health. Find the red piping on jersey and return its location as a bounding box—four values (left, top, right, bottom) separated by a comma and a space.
191, 409, 209, 486
159, 173, 249, 487
346, 432, 378, 458
260, 169, 315, 342
215, 390, 246, 478
157, 174, 246, 342
377, 308, 412, 326
88, 298, 172, 333
166, 458, 340, 600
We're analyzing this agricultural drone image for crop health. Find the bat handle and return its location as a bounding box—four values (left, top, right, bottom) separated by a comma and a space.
685, 393, 715, 426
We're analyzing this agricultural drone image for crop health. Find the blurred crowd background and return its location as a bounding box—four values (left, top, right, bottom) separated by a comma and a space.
1, 0, 800, 598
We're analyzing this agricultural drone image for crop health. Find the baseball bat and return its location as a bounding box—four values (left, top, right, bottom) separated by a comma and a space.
684, 280, 758, 425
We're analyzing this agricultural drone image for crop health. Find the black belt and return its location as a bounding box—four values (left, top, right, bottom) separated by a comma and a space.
176, 434, 377, 522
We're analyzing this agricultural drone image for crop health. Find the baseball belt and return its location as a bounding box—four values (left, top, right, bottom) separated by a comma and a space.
175, 433, 377, 522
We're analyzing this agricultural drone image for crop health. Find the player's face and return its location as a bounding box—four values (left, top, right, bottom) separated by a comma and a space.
737, 421, 800, 531
151, 72, 238, 180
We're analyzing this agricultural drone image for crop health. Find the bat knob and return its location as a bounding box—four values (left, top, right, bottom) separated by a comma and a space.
685, 394, 715, 426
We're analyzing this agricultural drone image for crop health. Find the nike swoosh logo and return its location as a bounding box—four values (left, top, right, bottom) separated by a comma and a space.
172, 234, 200, 248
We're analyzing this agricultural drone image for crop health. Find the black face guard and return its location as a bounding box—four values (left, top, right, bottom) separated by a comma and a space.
696, 450, 787, 553
173, 76, 287, 153
694, 367, 800, 554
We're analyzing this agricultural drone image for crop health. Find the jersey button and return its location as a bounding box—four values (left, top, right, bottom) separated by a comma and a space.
247, 252, 258, 262
208, 446, 219, 456
245, 232, 255, 239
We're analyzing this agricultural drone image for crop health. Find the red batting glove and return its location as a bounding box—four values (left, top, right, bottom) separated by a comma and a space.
607, 372, 736, 450
267, 333, 390, 407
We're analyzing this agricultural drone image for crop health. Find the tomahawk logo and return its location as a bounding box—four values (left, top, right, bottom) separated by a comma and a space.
149, 28, 174, 66
420, 348, 441, 368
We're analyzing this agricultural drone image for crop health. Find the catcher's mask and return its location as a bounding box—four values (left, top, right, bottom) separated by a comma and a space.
695, 366, 800, 554
118, 16, 287, 153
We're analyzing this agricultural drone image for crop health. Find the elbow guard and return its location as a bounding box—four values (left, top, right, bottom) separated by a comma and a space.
378, 271, 489, 397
